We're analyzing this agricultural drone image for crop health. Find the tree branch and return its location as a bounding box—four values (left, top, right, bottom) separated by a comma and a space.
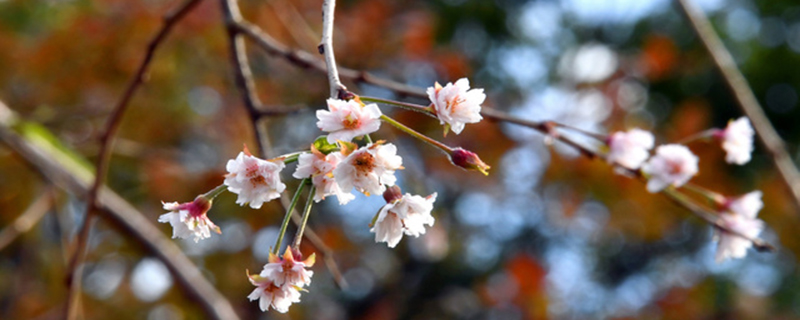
232, 20, 426, 99
66, 1, 204, 318
319, 0, 346, 98
676, 0, 800, 211
0, 102, 240, 320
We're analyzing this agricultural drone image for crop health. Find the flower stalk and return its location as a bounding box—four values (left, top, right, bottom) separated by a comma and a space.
273, 179, 309, 255
293, 187, 317, 249
379, 114, 453, 154
359, 96, 435, 118
201, 184, 228, 200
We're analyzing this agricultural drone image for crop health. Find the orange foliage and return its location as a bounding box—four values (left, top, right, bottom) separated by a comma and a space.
639, 34, 678, 81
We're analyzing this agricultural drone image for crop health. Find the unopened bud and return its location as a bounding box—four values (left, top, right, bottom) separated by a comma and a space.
383, 185, 403, 204
338, 90, 356, 101
449, 148, 490, 175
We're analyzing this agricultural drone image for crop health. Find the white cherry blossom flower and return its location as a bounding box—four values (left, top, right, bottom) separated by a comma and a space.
261, 247, 316, 289
316, 98, 382, 144
715, 191, 765, 262
224, 150, 286, 209
371, 191, 437, 248
427, 78, 485, 135
158, 198, 220, 243
716, 117, 754, 165
247, 274, 302, 313
333, 143, 403, 196
247, 247, 315, 312
606, 128, 654, 170
727, 190, 763, 219
641, 144, 699, 192
292, 150, 355, 205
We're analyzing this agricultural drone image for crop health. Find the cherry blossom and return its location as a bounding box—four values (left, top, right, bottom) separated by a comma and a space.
333, 143, 403, 196
427, 78, 485, 135
247, 273, 302, 313
606, 128, 654, 170
292, 150, 355, 205
641, 144, 699, 192
158, 197, 220, 243
224, 150, 286, 209
715, 117, 754, 165
715, 191, 765, 262
371, 190, 437, 248
247, 247, 315, 313
259, 247, 316, 289
316, 98, 382, 144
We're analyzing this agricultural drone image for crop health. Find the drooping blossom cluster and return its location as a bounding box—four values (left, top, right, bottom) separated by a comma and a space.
155, 67, 770, 316
247, 248, 315, 313
605, 116, 763, 262
715, 191, 765, 262
158, 80, 494, 313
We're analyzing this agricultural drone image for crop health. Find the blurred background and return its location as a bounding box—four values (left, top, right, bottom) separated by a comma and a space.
2, 0, 800, 319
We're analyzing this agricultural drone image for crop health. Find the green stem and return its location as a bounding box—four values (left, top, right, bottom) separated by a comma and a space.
293, 187, 316, 249
364, 134, 373, 144
675, 129, 714, 145
273, 151, 305, 164
202, 184, 228, 200
380, 114, 454, 154
682, 183, 726, 205
360, 96, 437, 119
273, 179, 308, 254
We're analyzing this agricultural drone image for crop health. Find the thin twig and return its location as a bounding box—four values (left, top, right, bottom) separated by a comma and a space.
676, 0, 800, 211
0, 190, 52, 251
232, 20, 426, 99
0, 102, 240, 320
221, 0, 272, 156
319, 0, 347, 98
65, 1, 204, 318
221, 0, 348, 289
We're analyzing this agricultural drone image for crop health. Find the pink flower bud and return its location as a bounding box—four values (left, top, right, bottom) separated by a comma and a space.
383, 185, 403, 204
449, 148, 491, 175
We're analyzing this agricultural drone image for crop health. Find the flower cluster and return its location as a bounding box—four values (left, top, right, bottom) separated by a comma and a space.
158, 78, 490, 313
604, 117, 763, 261
715, 191, 765, 262
157, 67, 766, 315
247, 247, 315, 313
